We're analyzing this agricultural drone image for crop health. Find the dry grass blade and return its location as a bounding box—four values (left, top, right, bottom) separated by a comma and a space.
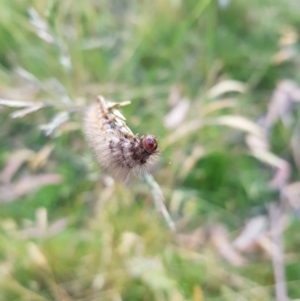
246, 134, 269, 153
181, 146, 205, 177
49, 79, 73, 105
250, 151, 291, 189
164, 98, 190, 128
15, 67, 43, 87
251, 151, 286, 168
202, 98, 237, 116
269, 203, 289, 301
269, 160, 291, 190
167, 84, 183, 106
118, 232, 144, 256
0, 174, 62, 203
20, 218, 68, 239
193, 285, 204, 301
291, 122, 300, 168
27, 242, 49, 268
233, 216, 268, 253
28, 7, 72, 71
283, 182, 300, 210
265, 80, 300, 128
1, 149, 34, 184
272, 28, 298, 65
0, 98, 37, 108
207, 115, 264, 137
39, 112, 70, 136
164, 120, 202, 147
10, 103, 47, 118
208, 80, 247, 99
28, 7, 55, 44
210, 224, 246, 267
29, 145, 54, 170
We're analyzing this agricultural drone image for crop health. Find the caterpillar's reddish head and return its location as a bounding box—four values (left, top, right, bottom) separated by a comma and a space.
143, 135, 158, 153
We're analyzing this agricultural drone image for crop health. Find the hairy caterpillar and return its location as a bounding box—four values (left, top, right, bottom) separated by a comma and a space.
83, 96, 159, 183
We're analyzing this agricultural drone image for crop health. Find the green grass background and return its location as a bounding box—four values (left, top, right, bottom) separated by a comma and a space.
0, 0, 300, 300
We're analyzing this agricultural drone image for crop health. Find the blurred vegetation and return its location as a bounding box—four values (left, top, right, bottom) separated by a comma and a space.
0, 0, 300, 300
